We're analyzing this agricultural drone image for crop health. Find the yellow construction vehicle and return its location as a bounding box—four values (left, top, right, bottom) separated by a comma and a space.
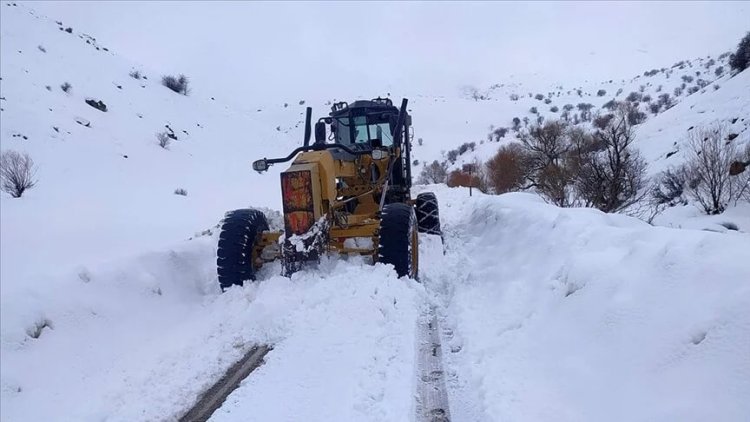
216, 98, 441, 290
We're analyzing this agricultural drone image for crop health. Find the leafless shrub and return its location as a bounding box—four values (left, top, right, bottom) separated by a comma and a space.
490, 127, 508, 142
575, 108, 648, 212
161, 74, 190, 95
156, 131, 171, 149
657, 93, 674, 110
417, 160, 448, 184
651, 167, 688, 206
174, 188, 188, 196
682, 124, 749, 214
576, 103, 594, 122
625, 91, 642, 102
129, 70, 143, 80
602, 100, 617, 111
593, 113, 615, 130
60, 82, 72, 93
519, 121, 573, 206
1, 150, 37, 198
511, 117, 521, 131
623, 102, 647, 125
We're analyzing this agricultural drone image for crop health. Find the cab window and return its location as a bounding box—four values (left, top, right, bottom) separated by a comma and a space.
336, 117, 395, 147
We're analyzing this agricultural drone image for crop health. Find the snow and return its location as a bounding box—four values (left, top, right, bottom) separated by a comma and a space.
422, 185, 750, 422
0, 3, 298, 286
0, 233, 426, 421
2, 3, 750, 421
635, 68, 750, 177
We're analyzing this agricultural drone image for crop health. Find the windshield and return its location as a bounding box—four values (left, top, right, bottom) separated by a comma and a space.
335, 116, 394, 147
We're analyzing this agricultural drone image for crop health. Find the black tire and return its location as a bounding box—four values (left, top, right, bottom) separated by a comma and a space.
216, 209, 269, 290
415, 192, 441, 235
378, 203, 418, 279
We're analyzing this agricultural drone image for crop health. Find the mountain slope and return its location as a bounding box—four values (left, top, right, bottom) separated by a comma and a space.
0, 3, 301, 284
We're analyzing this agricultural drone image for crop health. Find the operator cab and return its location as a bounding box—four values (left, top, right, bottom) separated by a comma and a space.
315, 97, 409, 151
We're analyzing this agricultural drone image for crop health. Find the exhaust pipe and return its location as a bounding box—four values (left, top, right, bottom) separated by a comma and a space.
303, 107, 312, 147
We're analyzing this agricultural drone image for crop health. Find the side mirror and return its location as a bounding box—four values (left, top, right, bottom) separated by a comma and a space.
314, 121, 326, 144
252, 159, 270, 173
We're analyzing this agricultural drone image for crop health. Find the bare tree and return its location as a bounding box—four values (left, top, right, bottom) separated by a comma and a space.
417, 160, 448, 184
1, 150, 37, 198
575, 108, 647, 212
683, 125, 749, 214
520, 121, 574, 206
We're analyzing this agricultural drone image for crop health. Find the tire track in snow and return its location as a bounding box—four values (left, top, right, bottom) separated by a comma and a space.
419, 226, 489, 422
416, 308, 452, 422
179, 345, 271, 422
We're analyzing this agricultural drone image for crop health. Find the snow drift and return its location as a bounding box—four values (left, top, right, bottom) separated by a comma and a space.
423, 186, 750, 422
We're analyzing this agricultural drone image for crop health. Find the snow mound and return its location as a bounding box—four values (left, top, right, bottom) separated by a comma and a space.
425, 186, 750, 422
0, 231, 426, 421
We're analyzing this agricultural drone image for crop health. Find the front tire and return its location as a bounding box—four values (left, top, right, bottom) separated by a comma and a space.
216, 209, 269, 290
415, 192, 441, 235
378, 203, 418, 279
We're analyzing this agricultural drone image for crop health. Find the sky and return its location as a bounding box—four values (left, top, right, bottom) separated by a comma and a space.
28, 1, 750, 105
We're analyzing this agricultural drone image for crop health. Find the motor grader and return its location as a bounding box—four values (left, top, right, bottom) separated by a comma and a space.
216, 97, 441, 290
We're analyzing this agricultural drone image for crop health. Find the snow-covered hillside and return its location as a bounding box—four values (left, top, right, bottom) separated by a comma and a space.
0, 3, 301, 285
2, 3, 749, 422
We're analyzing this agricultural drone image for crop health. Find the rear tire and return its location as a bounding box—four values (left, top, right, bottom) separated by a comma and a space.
378, 203, 418, 279
217, 209, 269, 290
415, 192, 441, 235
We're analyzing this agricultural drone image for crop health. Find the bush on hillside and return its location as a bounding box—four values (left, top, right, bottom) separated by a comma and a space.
683, 125, 750, 214
729, 31, 750, 73
1, 150, 37, 198
485, 142, 528, 194
161, 74, 190, 95
156, 131, 171, 149
417, 160, 448, 184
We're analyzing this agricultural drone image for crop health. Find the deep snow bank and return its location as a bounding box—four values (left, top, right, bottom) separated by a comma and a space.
424, 186, 750, 422
0, 231, 426, 422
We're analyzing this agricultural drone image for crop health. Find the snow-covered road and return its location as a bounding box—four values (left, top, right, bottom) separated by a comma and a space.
2, 186, 749, 422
